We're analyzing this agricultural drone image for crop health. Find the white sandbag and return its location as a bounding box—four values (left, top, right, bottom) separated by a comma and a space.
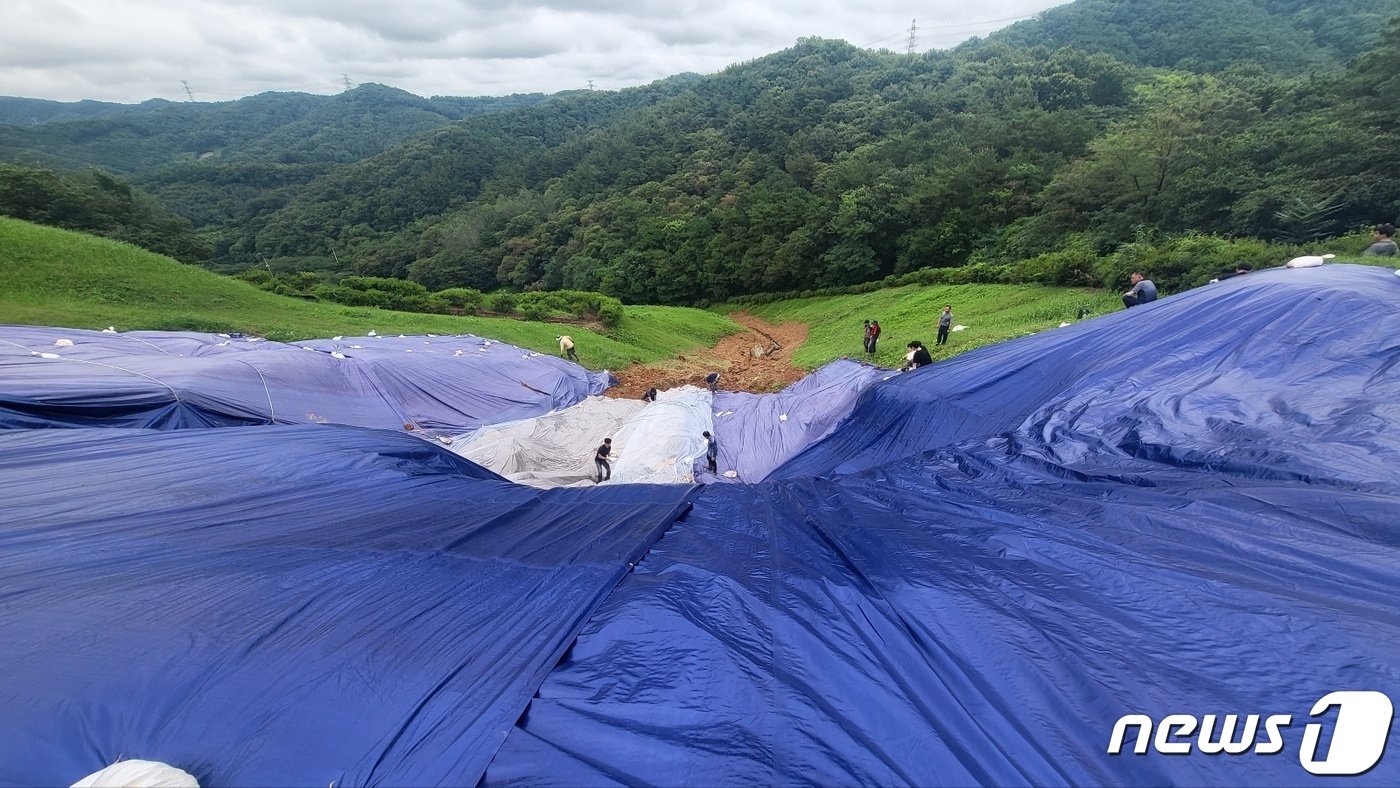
1285, 253, 1335, 268
72, 760, 199, 788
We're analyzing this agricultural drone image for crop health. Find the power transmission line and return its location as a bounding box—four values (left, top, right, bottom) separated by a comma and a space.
181, 80, 195, 101
906, 19, 918, 54
341, 73, 353, 89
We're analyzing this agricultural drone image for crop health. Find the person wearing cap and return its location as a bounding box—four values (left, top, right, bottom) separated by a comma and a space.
556, 335, 578, 361
1364, 223, 1397, 256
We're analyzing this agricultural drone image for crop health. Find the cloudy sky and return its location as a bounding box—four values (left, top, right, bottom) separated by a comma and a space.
0, 0, 1069, 104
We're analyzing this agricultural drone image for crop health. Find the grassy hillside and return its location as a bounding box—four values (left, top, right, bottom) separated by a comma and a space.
747, 282, 1124, 370
0, 217, 738, 371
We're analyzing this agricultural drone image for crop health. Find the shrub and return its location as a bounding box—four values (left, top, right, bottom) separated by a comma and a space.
484, 292, 517, 313
338, 276, 428, 299
432, 287, 484, 314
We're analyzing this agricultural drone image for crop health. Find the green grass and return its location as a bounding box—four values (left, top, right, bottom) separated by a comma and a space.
0, 217, 739, 371
743, 282, 1124, 369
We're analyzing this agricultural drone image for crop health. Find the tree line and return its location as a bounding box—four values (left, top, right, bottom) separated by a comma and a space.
1, 0, 1396, 306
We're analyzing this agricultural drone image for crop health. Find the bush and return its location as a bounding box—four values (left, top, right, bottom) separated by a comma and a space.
432, 287, 484, 314
338, 276, 428, 299
484, 292, 517, 313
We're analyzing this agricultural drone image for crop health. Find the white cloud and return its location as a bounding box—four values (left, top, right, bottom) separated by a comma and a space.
0, 0, 1066, 103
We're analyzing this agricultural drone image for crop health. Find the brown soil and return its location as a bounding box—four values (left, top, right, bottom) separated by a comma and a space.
607, 313, 809, 397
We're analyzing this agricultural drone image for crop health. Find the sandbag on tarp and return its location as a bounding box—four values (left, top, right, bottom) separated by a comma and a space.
707, 359, 888, 482
0, 327, 612, 432
449, 396, 648, 488
605, 386, 713, 485
483, 432, 1400, 786
775, 264, 1400, 479
0, 425, 695, 787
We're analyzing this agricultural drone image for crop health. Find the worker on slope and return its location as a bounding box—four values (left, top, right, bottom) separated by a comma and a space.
703, 430, 718, 474
1121, 272, 1158, 309
937, 305, 953, 346
556, 335, 578, 362
901, 341, 933, 371
594, 437, 614, 483
705, 371, 720, 393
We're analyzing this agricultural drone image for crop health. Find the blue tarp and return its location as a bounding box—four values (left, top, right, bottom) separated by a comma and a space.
704, 358, 888, 482
776, 265, 1400, 480
0, 425, 695, 786
0, 327, 612, 433
484, 266, 1400, 784
3, 265, 1400, 785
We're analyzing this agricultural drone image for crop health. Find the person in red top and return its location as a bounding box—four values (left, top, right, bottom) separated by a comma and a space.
868, 320, 881, 356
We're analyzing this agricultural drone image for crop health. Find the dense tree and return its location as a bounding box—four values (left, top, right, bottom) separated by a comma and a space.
3, 1, 1397, 305
0, 163, 210, 261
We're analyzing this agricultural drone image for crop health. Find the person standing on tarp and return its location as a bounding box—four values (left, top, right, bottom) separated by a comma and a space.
1121, 273, 1158, 308
936, 305, 953, 346
556, 335, 578, 362
594, 438, 613, 483
703, 430, 718, 474
641, 387, 658, 402
705, 371, 720, 393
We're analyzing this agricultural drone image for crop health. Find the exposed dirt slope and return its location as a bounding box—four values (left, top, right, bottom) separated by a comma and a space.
606, 313, 808, 397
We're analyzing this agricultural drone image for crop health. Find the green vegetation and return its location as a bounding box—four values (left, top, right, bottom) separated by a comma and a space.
980, 0, 1397, 73
730, 230, 1385, 305
2, 2, 1397, 310
746, 283, 1123, 370
0, 217, 737, 370
0, 163, 209, 261
0, 84, 550, 174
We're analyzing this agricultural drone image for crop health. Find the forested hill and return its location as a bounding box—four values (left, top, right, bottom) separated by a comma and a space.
981, 0, 1398, 73
233, 23, 1399, 304
0, 96, 169, 126
0, 84, 551, 174
2, 0, 1398, 307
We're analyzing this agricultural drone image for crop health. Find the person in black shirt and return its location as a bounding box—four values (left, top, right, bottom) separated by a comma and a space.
594, 438, 613, 483
704, 372, 720, 393
641, 387, 658, 402
901, 341, 933, 371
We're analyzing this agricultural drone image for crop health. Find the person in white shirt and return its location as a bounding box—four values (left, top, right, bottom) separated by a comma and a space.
556, 335, 578, 362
